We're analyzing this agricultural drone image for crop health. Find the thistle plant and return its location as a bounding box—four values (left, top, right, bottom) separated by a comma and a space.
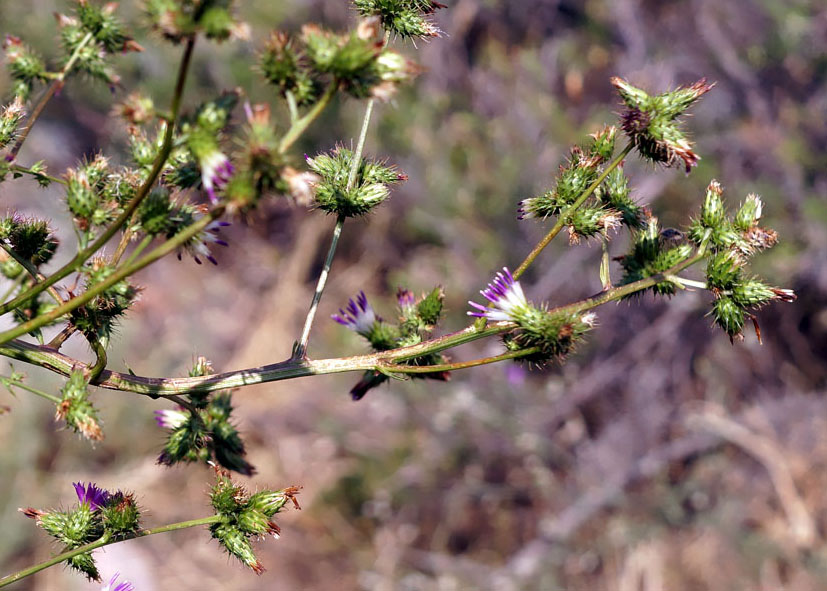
0, 0, 796, 587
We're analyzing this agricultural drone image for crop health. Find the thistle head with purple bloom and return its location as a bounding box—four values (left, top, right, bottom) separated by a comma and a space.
74, 481, 110, 511
332, 291, 379, 336
468, 267, 530, 323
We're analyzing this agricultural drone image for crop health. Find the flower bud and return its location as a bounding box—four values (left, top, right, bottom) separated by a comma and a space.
211, 522, 264, 574
101, 491, 141, 536
137, 187, 173, 235
567, 207, 621, 244
0, 96, 25, 150
734, 193, 763, 231
589, 125, 617, 161
731, 279, 795, 307
596, 166, 645, 228
307, 147, 404, 217
705, 250, 741, 290
712, 296, 745, 340
56, 370, 103, 441
700, 180, 725, 227
3, 35, 48, 99
0, 214, 59, 267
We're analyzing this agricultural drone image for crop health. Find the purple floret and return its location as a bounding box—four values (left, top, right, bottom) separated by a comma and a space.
73, 482, 110, 511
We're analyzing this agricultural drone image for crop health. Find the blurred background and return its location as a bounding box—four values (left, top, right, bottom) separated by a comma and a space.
1, 0, 826, 589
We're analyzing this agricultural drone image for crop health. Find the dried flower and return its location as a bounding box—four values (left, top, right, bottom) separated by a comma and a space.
281, 166, 319, 206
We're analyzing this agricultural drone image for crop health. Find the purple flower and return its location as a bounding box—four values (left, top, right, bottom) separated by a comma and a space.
153, 409, 188, 430
332, 291, 378, 336
200, 149, 234, 204
177, 206, 230, 265
73, 482, 110, 511
467, 267, 530, 323
101, 572, 135, 591
396, 287, 416, 312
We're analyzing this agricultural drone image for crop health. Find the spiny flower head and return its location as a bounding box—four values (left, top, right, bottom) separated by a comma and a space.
3, 35, 48, 99
467, 267, 530, 323
209, 469, 300, 574
56, 370, 103, 442
0, 95, 25, 151
517, 143, 605, 222
0, 213, 59, 267
307, 146, 405, 217
612, 76, 714, 173
353, 0, 445, 39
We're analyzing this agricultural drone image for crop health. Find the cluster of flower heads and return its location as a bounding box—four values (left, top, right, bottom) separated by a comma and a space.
307, 146, 406, 217
333, 286, 449, 399
20, 481, 140, 581
613, 179, 794, 340
208, 468, 301, 574
20, 471, 299, 581
70, 256, 141, 341
3, 0, 140, 102
690, 181, 794, 340
154, 356, 255, 475
469, 268, 597, 364
260, 19, 421, 106
353, 0, 446, 39
612, 76, 714, 173
144, 0, 249, 43
517, 125, 646, 243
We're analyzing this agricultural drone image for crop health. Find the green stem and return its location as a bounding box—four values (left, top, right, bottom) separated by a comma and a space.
512, 143, 633, 280
46, 324, 76, 350
285, 90, 299, 123
0, 243, 64, 306
9, 165, 66, 186
121, 235, 153, 269
86, 336, 107, 384
0, 36, 197, 319
1, 374, 61, 403
0, 515, 222, 588
292, 214, 345, 359
7, 32, 95, 161
346, 97, 376, 189
0, 272, 27, 305
278, 84, 337, 154
665, 274, 707, 290
379, 347, 541, 374
0, 207, 222, 346
293, 92, 378, 358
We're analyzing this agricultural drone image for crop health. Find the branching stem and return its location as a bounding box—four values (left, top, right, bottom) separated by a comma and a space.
0, 515, 223, 588
0, 253, 704, 396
